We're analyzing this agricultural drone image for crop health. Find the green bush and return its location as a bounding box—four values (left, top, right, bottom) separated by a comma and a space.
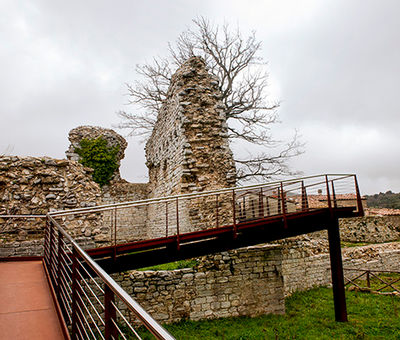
75, 137, 119, 187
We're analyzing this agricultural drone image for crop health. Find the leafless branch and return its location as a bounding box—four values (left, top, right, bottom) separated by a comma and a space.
117, 16, 303, 180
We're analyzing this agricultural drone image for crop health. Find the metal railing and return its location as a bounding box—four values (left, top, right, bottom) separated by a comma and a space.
2, 174, 364, 338
44, 215, 175, 340
48, 174, 364, 249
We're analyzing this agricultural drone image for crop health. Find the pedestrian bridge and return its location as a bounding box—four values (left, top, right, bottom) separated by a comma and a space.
0, 174, 364, 339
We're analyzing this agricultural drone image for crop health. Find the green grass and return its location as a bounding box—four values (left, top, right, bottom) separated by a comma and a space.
341, 240, 400, 248
134, 287, 400, 339
136, 259, 198, 271
341, 241, 371, 248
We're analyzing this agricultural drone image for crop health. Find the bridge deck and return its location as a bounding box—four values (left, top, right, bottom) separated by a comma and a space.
89, 206, 357, 273
0, 260, 67, 340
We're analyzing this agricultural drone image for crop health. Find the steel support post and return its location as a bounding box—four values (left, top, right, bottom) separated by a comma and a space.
104, 285, 117, 340
327, 217, 348, 322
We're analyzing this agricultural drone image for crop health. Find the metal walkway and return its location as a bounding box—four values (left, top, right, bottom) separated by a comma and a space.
0, 174, 365, 338
0, 260, 67, 340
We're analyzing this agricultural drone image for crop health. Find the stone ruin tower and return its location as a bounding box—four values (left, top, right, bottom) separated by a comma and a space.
66, 125, 128, 182
145, 56, 236, 198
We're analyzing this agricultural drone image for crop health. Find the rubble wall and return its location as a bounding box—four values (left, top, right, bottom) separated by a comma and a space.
0, 156, 105, 257
339, 215, 400, 243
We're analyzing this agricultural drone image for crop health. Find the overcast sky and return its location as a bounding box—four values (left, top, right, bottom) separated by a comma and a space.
1, 0, 399, 194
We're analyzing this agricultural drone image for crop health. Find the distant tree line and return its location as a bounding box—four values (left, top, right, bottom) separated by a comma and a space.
365, 191, 400, 209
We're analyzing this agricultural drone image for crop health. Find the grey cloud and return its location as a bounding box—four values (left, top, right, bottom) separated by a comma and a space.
1, 0, 399, 194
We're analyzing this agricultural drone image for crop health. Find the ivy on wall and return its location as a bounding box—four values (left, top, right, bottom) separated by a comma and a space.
75, 137, 119, 187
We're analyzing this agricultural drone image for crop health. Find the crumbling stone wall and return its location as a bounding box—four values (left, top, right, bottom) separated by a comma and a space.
145, 57, 236, 198
66, 125, 128, 181
0, 156, 105, 256
114, 244, 284, 324
339, 216, 400, 243
145, 57, 236, 237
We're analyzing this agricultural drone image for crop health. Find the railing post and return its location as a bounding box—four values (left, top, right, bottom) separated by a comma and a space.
301, 181, 309, 211
251, 199, 256, 219
259, 188, 264, 218
232, 190, 237, 238
325, 175, 333, 217
57, 232, 63, 301
266, 196, 270, 216
48, 219, 54, 274
280, 182, 288, 229
354, 175, 364, 216
44, 218, 50, 267
242, 196, 246, 219
216, 194, 219, 228
277, 187, 282, 215
104, 285, 117, 340
331, 180, 338, 208
71, 249, 79, 338
366, 271, 370, 288
113, 208, 117, 261
165, 201, 169, 237
176, 198, 180, 250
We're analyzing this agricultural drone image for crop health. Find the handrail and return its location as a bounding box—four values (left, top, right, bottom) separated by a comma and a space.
49, 174, 356, 217
47, 215, 175, 340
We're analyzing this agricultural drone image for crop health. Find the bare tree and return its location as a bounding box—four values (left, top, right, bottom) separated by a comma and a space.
118, 17, 302, 181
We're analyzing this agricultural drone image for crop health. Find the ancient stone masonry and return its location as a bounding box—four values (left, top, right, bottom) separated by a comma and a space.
144, 57, 236, 237
113, 244, 284, 324
66, 125, 128, 181
145, 56, 236, 198
0, 156, 105, 256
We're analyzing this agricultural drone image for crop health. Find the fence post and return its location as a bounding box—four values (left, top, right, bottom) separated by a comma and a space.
366, 271, 370, 288
104, 285, 117, 340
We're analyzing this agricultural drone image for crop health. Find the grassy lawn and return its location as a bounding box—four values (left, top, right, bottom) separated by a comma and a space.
136, 259, 198, 271
136, 287, 400, 339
